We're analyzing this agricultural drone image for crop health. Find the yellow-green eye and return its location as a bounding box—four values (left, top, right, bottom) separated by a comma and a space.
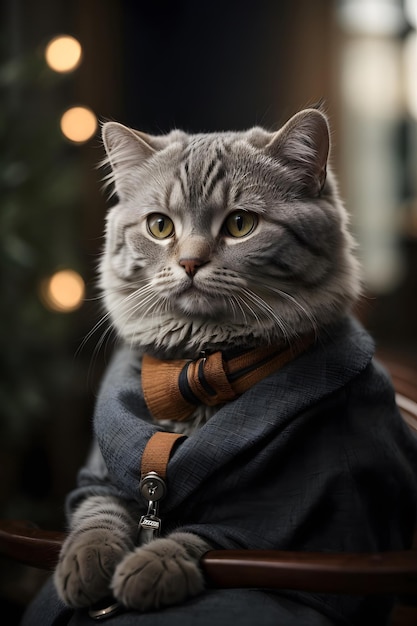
147, 213, 175, 239
223, 211, 257, 238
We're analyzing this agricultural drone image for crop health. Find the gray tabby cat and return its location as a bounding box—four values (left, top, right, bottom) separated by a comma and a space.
54, 109, 361, 610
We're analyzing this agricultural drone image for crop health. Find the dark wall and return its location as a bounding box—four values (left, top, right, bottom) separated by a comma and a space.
121, 0, 287, 133
119, 0, 335, 134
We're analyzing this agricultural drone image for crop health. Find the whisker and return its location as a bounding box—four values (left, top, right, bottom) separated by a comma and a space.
255, 280, 319, 338
241, 287, 291, 342
227, 295, 241, 323
76, 279, 160, 361
230, 294, 249, 325
76, 309, 113, 358
118, 289, 166, 349
236, 292, 262, 325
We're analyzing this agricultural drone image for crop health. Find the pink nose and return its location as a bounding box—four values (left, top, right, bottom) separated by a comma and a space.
179, 258, 205, 277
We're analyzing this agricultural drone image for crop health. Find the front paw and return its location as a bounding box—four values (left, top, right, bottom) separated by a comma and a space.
111, 538, 205, 610
54, 530, 130, 608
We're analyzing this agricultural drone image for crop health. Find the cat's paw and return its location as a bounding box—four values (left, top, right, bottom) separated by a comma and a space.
54, 529, 130, 608
111, 536, 206, 610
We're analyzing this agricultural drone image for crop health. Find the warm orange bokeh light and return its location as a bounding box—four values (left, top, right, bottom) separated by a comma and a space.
42, 269, 85, 312
45, 35, 82, 73
60, 106, 98, 143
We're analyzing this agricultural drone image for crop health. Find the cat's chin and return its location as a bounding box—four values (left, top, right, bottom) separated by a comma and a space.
174, 290, 228, 320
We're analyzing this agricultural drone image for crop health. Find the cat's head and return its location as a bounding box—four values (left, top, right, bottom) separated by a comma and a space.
100, 109, 361, 356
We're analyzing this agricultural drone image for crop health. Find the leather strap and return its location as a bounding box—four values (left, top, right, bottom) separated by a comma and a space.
142, 335, 316, 423
140, 431, 187, 479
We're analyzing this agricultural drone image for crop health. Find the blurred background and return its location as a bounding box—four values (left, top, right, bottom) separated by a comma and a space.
1, 0, 417, 621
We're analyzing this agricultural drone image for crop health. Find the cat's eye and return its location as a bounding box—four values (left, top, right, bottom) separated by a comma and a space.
147, 213, 175, 239
223, 211, 257, 238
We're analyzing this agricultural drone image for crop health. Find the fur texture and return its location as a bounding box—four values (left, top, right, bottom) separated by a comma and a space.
54, 109, 362, 611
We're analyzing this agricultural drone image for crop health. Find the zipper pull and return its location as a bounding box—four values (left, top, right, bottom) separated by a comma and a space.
137, 471, 166, 544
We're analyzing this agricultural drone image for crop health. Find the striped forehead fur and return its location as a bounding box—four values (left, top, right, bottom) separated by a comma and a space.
177, 136, 229, 206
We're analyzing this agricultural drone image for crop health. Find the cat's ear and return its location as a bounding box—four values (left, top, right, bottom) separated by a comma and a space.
102, 122, 156, 166
102, 122, 173, 200
266, 109, 330, 196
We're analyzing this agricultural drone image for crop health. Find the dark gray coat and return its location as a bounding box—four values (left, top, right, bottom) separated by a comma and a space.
22, 317, 417, 626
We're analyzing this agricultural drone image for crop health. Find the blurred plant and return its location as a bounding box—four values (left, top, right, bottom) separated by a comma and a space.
0, 44, 85, 447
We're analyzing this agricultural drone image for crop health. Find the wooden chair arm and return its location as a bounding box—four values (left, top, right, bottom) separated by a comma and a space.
0, 520, 64, 570
201, 549, 417, 594
1, 520, 417, 595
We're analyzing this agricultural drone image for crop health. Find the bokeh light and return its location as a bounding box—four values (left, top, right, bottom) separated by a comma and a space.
60, 106, 98, 143
42, 269, 85, 312
339, 0, 405, 35
45, 35, 83, 73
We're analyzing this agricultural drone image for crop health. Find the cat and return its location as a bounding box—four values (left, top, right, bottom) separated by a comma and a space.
54, 108, 362, 612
